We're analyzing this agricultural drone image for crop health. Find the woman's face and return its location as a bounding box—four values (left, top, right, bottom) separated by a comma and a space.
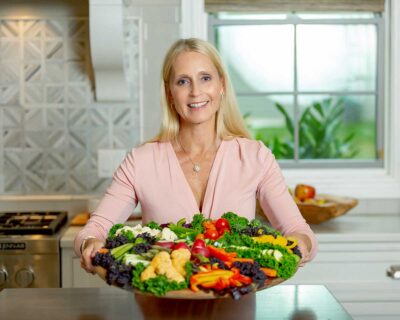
168, 51, 224, 128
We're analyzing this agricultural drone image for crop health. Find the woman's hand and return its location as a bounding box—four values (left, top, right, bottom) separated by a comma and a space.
80, 238, 104, 274
287, 232, 312, 266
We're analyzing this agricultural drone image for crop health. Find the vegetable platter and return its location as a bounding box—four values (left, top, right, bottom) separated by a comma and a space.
92, 212, 301, 300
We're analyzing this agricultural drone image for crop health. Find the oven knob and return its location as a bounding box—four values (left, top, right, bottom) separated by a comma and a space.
0, 267, 7, 287
15, 268, 34, 288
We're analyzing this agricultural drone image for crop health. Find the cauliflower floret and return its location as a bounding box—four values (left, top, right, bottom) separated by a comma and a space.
149, 251, 185, 283
171, 248, 191, 277
160, 227, 178, 241
116, 224, 161, 238
140, 265, 156, 281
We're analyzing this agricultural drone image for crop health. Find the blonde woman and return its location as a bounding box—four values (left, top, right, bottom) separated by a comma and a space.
77, 38, 317, 273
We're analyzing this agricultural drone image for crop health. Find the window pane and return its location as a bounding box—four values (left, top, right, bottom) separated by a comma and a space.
297, 24, 377, 91
298, 95, 376, 160
238, 95, 294, 159
216, 25, 294, 92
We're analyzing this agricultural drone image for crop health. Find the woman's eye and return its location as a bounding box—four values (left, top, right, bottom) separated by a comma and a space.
202, 75, 211, 81
177, 79, 189, 86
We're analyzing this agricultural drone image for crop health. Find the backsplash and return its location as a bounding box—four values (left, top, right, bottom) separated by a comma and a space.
0, 17, 141, 195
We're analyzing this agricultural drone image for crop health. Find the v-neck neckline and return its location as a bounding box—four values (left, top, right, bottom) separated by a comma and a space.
168, 140, 225, 216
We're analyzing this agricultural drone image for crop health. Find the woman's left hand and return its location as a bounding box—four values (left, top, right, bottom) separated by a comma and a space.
287, 232, 312, 266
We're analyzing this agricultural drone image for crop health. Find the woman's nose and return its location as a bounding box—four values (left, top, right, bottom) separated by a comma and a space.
190, 81, 200, 96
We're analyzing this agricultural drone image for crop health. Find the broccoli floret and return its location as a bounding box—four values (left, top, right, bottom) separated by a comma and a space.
145, 221, 161, 230
108, 223, 125, 238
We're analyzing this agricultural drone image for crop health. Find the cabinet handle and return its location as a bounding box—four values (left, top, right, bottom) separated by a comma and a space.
387, 265, 400, 279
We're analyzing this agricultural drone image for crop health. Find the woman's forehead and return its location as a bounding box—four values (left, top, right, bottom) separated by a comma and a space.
171, 51, 218, 76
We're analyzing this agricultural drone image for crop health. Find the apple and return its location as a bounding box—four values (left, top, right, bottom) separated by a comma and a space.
173, 242, 190, 250
155, 241, 175, 249
294, 184, 316, 202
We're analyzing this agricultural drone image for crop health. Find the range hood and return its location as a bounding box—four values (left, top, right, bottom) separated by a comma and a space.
89, 0, 129, 101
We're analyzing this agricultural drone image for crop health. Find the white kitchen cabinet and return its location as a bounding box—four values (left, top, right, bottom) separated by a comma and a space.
286, 214, 400, 319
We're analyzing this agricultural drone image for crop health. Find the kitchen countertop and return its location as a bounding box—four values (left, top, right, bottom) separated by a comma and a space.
61, 214, 400, 248
0, 285, 351, 320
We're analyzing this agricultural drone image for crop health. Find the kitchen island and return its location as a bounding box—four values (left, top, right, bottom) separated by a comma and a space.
0, 285, 351, 320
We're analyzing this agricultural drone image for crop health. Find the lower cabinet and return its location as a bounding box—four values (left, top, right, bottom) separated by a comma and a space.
286, 237, 400, 319
61, 247, 108, 288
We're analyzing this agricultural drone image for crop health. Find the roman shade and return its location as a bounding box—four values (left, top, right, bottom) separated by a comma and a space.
205, 0, 385, 13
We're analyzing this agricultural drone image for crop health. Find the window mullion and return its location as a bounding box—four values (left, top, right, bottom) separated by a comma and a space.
294, 23, 299, 162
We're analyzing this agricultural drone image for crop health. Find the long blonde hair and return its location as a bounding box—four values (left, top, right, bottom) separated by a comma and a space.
151, 38, 250, 142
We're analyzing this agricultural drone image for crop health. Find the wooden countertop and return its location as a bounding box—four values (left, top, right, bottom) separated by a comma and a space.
0, 285, 351, 320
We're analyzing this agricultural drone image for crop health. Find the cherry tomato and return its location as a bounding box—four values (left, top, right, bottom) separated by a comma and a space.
218, 227, 230, 236
204, 229, 219, 240
215, 218, 230, 232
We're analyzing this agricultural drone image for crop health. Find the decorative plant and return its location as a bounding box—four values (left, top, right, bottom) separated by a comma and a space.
253, 98, 359, 159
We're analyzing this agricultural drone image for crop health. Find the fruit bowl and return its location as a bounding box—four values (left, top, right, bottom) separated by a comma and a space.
295, 194, 358, 224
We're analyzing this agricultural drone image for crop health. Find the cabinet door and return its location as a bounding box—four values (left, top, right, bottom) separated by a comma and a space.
71, 257, 109, 288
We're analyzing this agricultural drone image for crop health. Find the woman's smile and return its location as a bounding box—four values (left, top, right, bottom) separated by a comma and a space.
188, 100, 209, 109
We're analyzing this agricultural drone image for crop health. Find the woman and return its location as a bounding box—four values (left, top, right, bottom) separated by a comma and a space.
77, 38, 317, 273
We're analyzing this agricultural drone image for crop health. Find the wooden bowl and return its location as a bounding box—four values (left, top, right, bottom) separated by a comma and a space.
296, 194, 358, 224
93, 266, 287, 299
256, 194, 358, 225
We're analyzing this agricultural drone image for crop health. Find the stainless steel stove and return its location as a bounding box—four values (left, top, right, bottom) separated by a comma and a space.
0, 211, 68, 289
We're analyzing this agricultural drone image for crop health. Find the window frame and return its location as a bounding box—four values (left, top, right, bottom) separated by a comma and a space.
181, 0, 400, 202
208, 13, 384, 168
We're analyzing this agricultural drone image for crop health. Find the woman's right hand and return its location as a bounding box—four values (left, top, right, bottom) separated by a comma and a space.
80, 238, 104, 274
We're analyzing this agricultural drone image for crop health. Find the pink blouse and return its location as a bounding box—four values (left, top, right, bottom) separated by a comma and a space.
75, 138, 318, 262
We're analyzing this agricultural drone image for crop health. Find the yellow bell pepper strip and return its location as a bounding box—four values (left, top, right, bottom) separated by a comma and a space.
207, 245, 237, 262
190, 269, 234, 292
230, 268, 252, 285
260, 267, 277, 278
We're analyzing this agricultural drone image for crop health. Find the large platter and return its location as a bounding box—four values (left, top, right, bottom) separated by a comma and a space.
93, 266, 287, 299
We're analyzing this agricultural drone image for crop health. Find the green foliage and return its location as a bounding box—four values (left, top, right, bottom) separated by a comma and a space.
253, 98, 359, 159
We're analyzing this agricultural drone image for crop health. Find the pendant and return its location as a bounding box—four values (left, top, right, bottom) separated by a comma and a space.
193, 164, 201, 172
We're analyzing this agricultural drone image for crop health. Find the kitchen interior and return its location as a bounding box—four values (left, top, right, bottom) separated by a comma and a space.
1, 0, 400, 319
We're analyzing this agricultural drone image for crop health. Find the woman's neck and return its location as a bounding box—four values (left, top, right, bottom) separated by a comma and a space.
177, 123, 219, 155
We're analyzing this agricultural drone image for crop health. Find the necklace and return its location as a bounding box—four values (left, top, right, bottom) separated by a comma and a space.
177, 138, 215, 173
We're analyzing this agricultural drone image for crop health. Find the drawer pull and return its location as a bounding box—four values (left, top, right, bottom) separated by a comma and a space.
387, 265, 400, 279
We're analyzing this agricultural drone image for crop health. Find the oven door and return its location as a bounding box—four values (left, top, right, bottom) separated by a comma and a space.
0, 254, 60, 288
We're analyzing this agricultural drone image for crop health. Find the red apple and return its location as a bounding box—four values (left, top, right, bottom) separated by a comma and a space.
294, 184, 316, 202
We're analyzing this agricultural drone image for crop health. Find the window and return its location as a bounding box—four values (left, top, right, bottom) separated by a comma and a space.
209, 12, 384, 168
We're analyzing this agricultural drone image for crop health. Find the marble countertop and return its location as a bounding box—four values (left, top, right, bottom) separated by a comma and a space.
60, 214, 400, 248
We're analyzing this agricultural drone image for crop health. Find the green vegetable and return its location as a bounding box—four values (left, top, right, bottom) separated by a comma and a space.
111, 243, 134, 260
131, 263, 188, 296
190, 213, 206, 233
145, 221, 161, 230
108, 223, 124, 238
221, 212, 249, 233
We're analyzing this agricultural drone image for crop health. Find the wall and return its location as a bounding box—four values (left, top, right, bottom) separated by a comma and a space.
0, 0, 181, 196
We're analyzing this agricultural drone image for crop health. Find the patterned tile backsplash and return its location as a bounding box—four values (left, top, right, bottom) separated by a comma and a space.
0, 18, 141, 195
